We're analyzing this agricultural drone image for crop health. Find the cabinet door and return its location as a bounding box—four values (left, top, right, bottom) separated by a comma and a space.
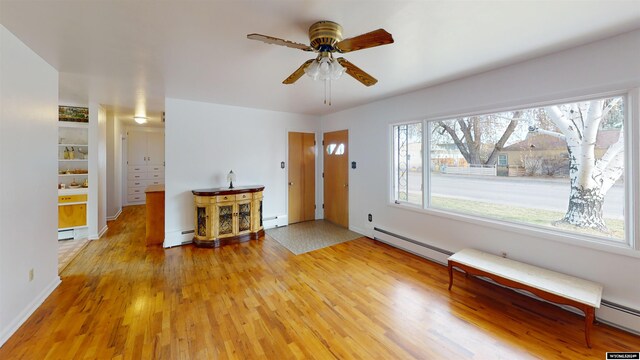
216, 202, 235, 239
58, 204, 87, 228
146, 131, 165, 166
195, 205, 210, 240
127, 131, 148, 165
237, 200, 252, 235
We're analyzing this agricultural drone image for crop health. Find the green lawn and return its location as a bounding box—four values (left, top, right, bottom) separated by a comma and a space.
431, 196, 625, 240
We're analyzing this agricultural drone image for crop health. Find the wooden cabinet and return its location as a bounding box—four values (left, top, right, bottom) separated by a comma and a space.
192, 186, 264, 248
58, 190, 88, 239
145, 185, 165, 246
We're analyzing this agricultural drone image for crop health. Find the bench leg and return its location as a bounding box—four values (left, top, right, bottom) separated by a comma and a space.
448, 262, 453, 290
585, 307, 595, 348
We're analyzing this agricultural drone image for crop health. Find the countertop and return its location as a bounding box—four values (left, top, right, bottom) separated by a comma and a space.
145, 184, 165, 193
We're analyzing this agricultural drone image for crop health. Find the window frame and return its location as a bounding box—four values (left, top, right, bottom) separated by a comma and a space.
389, 89, 638, 253
390, 121, 425, 208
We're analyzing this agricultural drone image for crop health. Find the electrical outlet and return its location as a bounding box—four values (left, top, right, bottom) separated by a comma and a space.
368, 214, 372, 222
501, 252, 507, 258
29, 268, 34, 282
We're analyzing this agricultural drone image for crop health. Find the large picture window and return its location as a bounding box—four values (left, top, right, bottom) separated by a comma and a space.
393, 95, 630, 244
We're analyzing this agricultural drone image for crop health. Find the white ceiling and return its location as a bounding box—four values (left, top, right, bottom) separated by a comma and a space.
1, 1, 640, 121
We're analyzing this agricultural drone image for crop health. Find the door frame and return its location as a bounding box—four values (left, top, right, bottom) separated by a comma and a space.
286, 129, 319, 224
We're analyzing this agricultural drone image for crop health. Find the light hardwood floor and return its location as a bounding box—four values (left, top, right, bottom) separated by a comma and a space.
1, 205, 638, 359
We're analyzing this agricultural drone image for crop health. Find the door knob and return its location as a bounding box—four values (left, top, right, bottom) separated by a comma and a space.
289, 182, 293, 186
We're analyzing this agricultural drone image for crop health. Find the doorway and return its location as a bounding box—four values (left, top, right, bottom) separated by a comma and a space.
323, 130, 348, 228
288, 132, 316, 224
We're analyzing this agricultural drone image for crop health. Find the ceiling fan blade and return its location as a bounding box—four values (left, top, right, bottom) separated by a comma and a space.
247, 33, 314, 52
335, 29, 394, 53
283, 59, 315, 84
336, 58, 378, 86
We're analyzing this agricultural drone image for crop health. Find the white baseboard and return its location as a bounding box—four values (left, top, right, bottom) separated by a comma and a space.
264, 215, 287, 229
106, 208, 122, 221
89, 225, 108, 240
348, 225, 366, 237
0, 276, 61, 347
164, 229, 192, 248
371, 226, 640, 336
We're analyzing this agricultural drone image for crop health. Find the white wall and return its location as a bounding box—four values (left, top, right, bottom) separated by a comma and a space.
97, 105, 107, 236
0, 25, 60, 346
164, 98, 320, 247
86, 103, 108, 239
321, 29, 640, 332
106, 109, 123, 219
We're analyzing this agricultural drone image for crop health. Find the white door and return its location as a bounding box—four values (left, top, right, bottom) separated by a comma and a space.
127, 131, 148, 166
146, 132, 165, 166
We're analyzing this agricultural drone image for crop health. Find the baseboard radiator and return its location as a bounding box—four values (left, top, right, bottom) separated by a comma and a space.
372, 226, 640, 335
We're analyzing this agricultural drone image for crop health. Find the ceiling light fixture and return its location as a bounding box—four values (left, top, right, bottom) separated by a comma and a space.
134, 116, 147, 124
304, 53, 346, 105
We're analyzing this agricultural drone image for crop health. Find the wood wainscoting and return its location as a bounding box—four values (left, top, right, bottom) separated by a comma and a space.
0, 205, 637, 359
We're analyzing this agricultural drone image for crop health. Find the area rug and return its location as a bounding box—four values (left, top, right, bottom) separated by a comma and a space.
58, 238, 89, 273
266, 220, 362, 255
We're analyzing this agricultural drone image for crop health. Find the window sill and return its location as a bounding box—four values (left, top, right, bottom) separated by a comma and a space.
387, 202, 640, 259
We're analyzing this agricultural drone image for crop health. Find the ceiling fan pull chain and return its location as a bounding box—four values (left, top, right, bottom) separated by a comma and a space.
324, 79, 327, 105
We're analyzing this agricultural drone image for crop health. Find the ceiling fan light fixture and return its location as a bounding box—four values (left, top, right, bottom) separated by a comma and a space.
305, 56, 345, 82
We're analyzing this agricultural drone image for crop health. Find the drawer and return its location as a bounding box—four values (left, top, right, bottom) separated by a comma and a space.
128, 187, 145, 195
147, 165, 164, 172
235, 193, 251, 201
58, 194, 87, 203
128, 165, 146, 173
128, 180, 145, 188
128, 172, 145, 180
252, 192, 263, 200
127, 194, 145, 203
147, 171, 164, 180
146, 179, 164, 186
216, 194, 234, 202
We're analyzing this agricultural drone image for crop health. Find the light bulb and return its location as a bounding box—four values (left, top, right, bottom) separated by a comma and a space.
134, 116, 147, 124
304, 60, 320, 80
319, 57, 331, 79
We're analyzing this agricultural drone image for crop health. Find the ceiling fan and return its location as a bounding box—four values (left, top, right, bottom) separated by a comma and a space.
247, 21, 394, 87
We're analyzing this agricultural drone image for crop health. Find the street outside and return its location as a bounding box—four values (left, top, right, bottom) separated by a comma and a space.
407, 172, 625, 220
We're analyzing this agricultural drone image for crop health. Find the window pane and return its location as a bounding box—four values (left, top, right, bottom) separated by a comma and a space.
429, 96, 625, 242
393, 123, 422, 205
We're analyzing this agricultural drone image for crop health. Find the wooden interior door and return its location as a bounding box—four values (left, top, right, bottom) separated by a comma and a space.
288, 132, 316, 224
323, 130, 348, 228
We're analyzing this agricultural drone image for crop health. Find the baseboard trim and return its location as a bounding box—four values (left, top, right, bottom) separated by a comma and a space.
371, 225, 640, 335
106, 208, 122, 221
0, 276, 61, 347
98, 225, 108, 238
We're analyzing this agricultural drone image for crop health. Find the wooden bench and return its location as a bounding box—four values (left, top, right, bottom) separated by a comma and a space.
448, 248, 603, 347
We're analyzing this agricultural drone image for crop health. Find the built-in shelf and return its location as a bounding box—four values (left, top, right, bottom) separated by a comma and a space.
58, 144, 88, 147
58, 159, 88, 162
58, 174, 88, 177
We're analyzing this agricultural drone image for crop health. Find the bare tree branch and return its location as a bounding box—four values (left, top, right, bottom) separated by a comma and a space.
529, 127, 566, 141
437, 121, 471, 163
486, 111, 521, 165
